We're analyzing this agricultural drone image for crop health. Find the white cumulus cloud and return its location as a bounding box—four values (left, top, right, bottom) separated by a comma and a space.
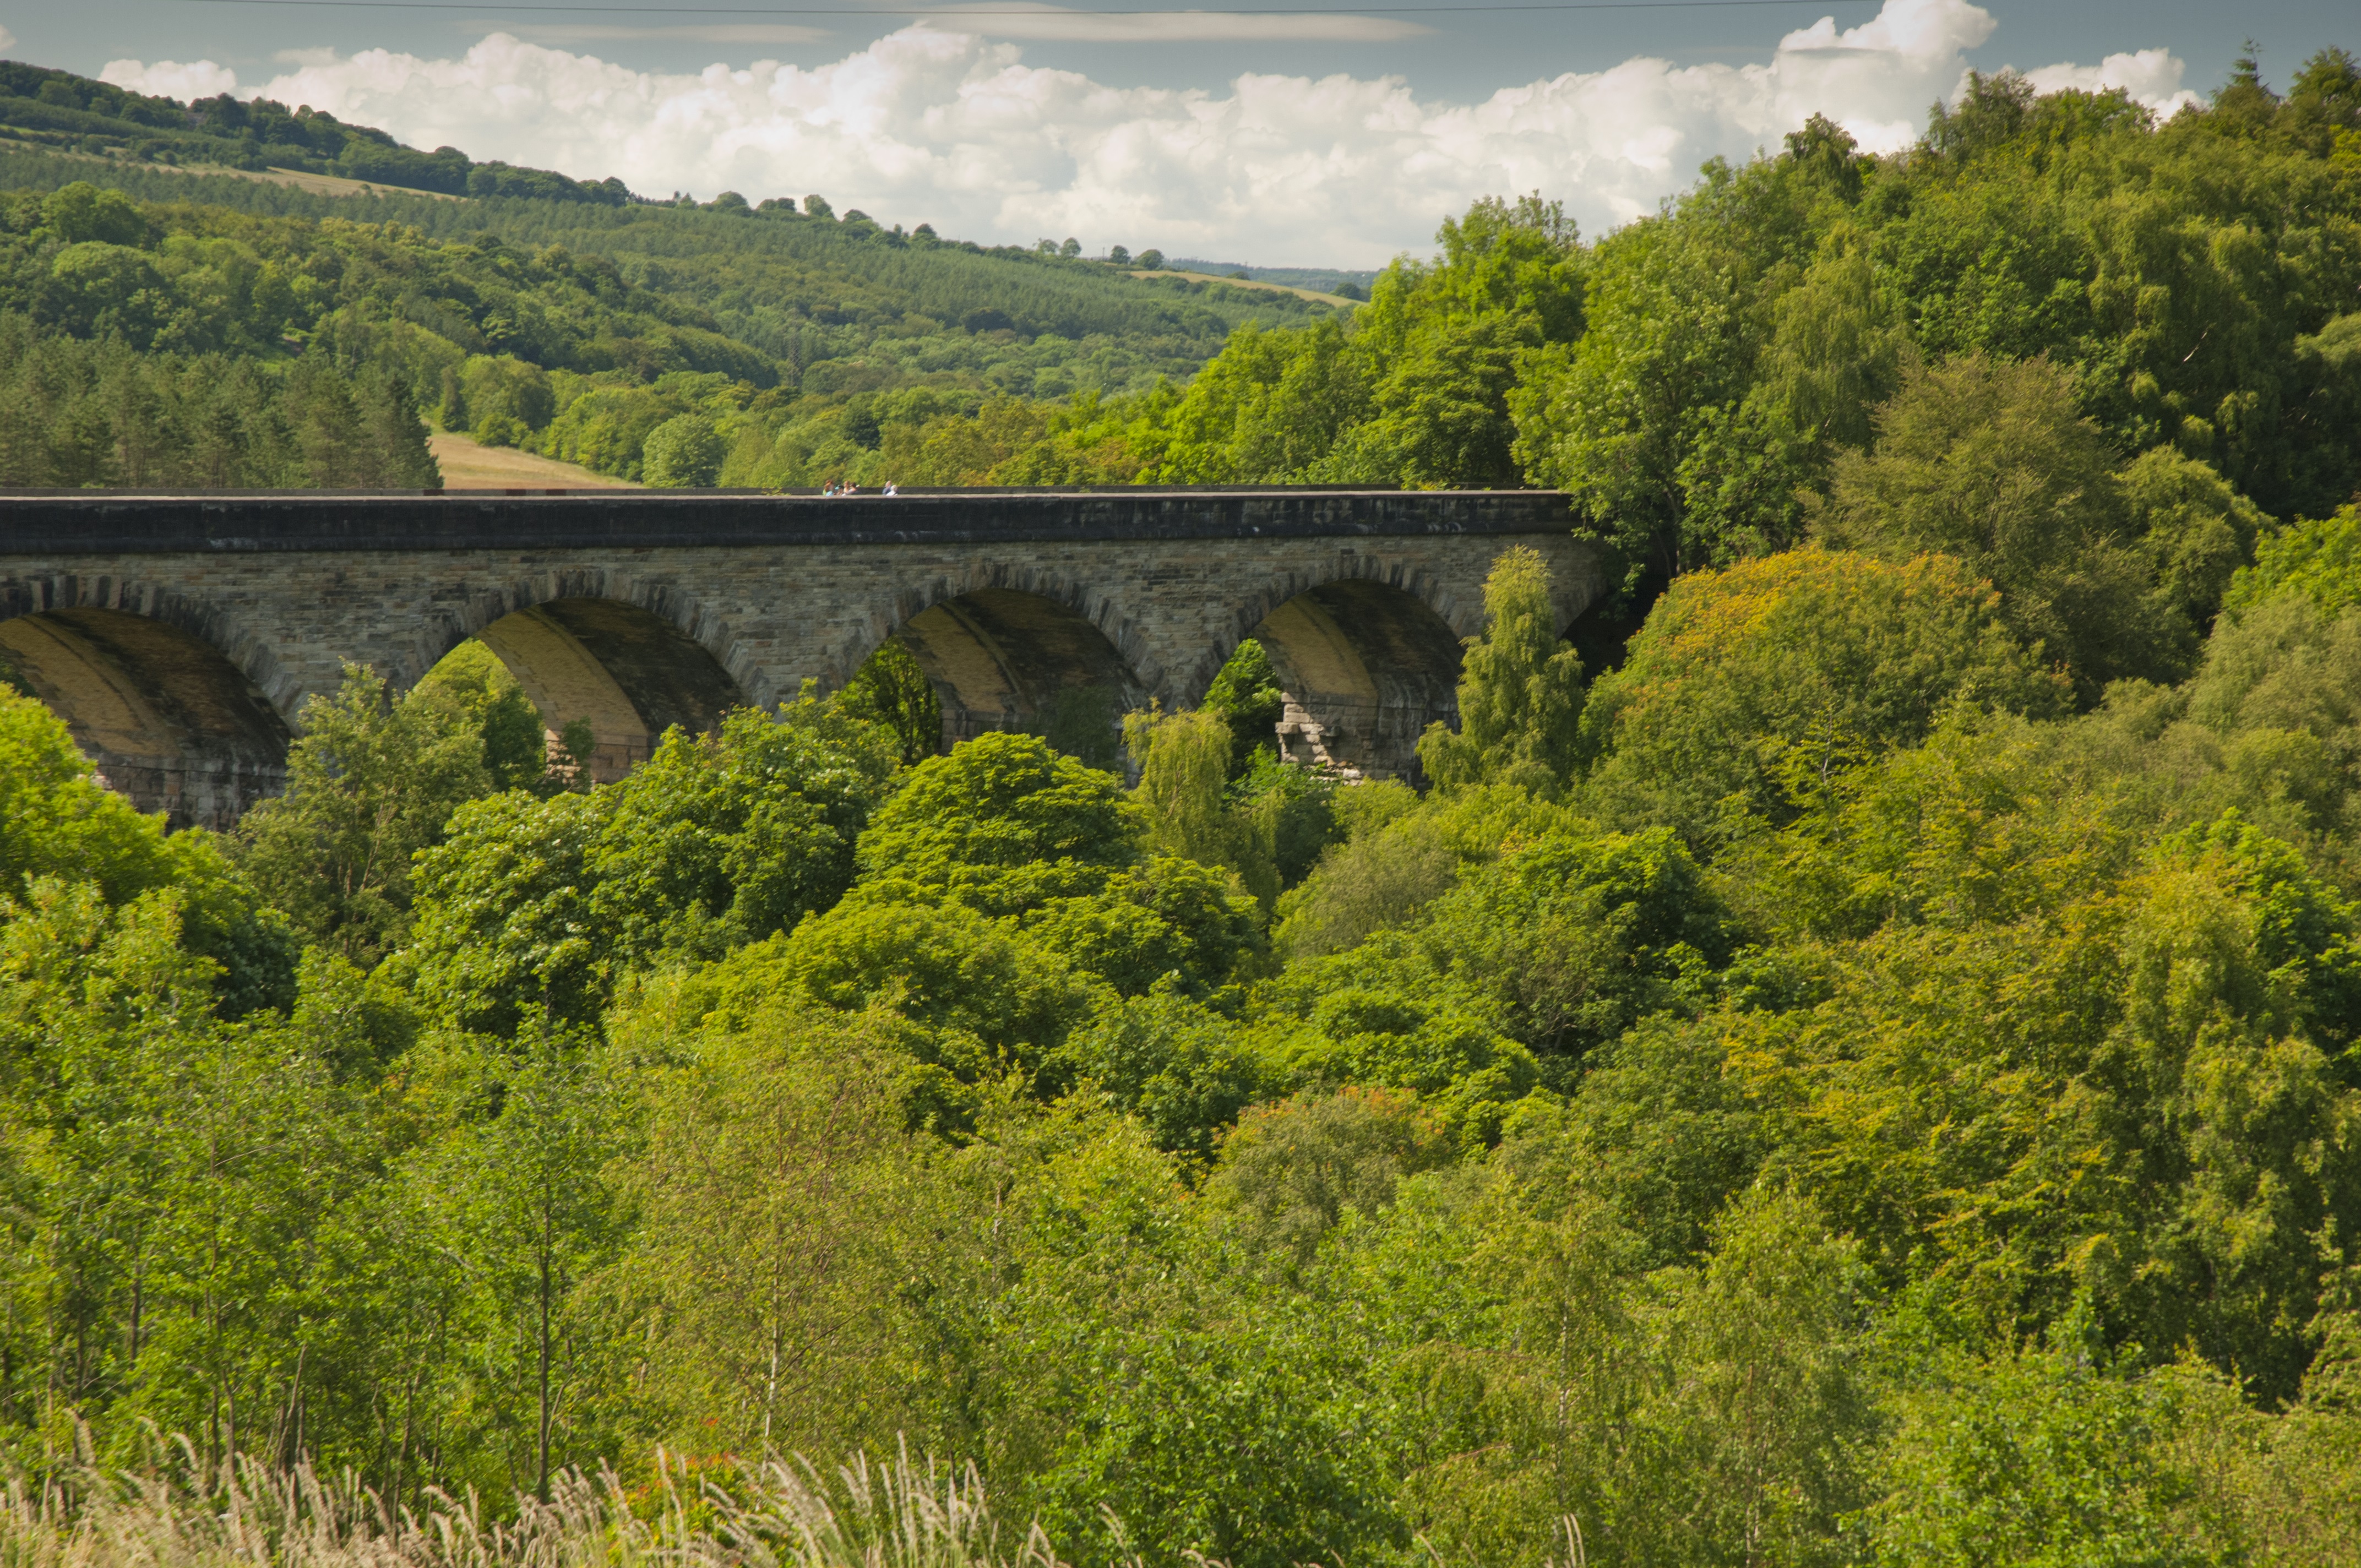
97, 0, 2201, 265
2024, 47, 2204, 118
99, 56, 240, 101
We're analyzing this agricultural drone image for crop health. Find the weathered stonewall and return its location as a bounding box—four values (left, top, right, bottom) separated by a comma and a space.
0, 489, 1603, 826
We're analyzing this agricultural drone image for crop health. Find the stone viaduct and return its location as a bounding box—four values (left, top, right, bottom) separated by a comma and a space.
0, 488, 1601, 829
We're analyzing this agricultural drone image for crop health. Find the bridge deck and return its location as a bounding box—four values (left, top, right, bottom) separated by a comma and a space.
0, 488, 1574, 553
0, 487, 1597, 823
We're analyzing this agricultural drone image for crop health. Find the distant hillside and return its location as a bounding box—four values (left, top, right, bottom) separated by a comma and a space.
1169, 259, 1384, 299
0, 57, 632, 203
0, 145, 1339, 393
0, 56, 1345, 393
0, 86, 1346, 491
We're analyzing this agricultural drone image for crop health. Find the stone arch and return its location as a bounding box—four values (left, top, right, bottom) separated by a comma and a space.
851, 566, 1152, 757
416, 567, 749, 692
0, 569, 301, 714
0, 605, 293, 830
1209, 560, 1478, 781
459, 598, 749, 785
1203, 543, 1603, 779
411, 568, 753, 785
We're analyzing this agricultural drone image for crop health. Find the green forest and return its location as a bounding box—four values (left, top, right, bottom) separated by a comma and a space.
4, 38, 2361, 1568
0, 60, 1343, 487
0, 156, 1341, 487
5, 47, 2357, 502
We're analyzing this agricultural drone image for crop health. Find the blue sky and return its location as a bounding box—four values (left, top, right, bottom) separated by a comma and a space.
3, 0, 2351, 263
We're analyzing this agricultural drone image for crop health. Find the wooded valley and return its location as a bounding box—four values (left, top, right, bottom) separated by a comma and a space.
1, 40, 2360, 1568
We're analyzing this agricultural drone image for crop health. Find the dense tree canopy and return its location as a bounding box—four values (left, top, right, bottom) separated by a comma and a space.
8, 504, 2361, 1560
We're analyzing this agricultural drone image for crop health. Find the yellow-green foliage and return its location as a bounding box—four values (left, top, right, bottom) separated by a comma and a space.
2227, 502, 2361, 617
1123, 705, 1275, 904
1580, 547, 2065, 843
0, 689, 292, 1014
1416, 544, 1585, 797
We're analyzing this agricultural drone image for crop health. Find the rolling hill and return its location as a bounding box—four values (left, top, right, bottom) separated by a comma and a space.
0, 59, 1352, 486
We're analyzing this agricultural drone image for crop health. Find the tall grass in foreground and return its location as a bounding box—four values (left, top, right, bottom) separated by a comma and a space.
0, 1442, 1070, 1568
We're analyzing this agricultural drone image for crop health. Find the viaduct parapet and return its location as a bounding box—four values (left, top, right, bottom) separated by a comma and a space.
0, 489, 1601, 827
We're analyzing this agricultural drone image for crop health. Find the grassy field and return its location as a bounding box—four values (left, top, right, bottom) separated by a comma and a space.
431, 432, 639, 489
257, 165, 464, 200
1136, 268, 1361, 308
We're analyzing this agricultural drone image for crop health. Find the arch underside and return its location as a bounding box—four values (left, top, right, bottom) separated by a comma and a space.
1248, 579, 1466, 780
894, 588, 1145, 753
473, 598, 748, 783
0, 608, 292, 830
